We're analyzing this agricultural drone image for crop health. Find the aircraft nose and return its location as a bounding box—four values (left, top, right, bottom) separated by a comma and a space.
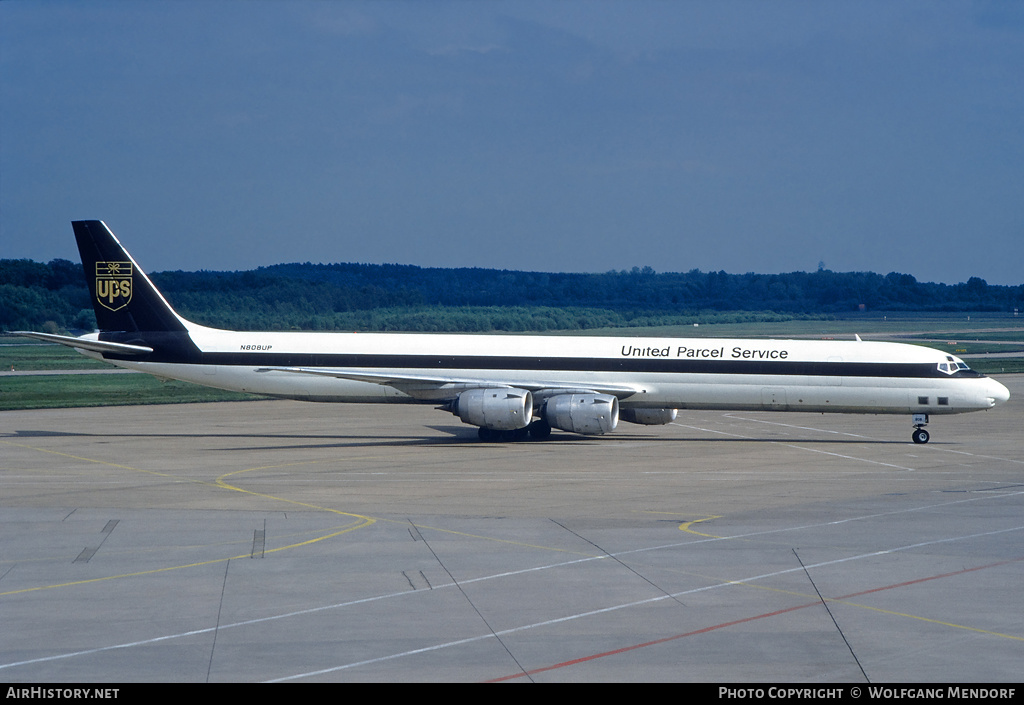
986, 378, 1010, 407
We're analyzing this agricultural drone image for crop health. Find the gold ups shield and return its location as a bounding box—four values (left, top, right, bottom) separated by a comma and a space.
95, 261, 133, 311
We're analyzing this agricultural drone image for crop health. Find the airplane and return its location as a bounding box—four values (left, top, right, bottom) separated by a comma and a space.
16, 220, 1010, 444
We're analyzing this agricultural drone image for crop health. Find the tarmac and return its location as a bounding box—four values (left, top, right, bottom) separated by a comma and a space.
1, 375, 1022, 683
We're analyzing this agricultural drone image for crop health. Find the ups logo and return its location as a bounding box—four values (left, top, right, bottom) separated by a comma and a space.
95, 261, 133, 311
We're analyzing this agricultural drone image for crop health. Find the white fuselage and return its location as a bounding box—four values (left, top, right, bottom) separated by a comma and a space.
83, 328, 1010, 416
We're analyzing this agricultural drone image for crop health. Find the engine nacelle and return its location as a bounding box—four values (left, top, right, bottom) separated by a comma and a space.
543, 393, 619, 435
454, 388, 533, 430
619, 408, 678, 425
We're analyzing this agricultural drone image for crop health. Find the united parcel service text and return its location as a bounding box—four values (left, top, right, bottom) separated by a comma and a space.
621, 345, 789, 359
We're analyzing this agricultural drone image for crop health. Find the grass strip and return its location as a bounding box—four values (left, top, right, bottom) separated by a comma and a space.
0, 373, 260, 411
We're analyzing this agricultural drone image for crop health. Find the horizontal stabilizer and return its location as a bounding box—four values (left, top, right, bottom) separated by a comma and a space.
13, 331, 154, 356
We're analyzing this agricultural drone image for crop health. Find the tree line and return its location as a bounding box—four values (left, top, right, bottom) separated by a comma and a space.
2, 257, 1021, 333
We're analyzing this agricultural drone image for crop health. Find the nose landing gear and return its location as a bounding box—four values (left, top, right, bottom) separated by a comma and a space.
912, 413, 930, 444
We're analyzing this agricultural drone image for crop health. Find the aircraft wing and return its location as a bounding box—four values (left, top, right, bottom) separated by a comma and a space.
256, 366, 641, 401
13, 331, 154, 356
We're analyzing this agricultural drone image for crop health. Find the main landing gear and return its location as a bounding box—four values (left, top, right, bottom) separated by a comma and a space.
912, 413, 930, 444
477, 420, 552, 442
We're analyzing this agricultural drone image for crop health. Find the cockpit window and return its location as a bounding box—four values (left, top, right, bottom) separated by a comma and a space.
938, 356, 972, 375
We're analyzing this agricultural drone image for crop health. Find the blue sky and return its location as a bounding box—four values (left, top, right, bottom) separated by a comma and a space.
2, 1, 1022, 284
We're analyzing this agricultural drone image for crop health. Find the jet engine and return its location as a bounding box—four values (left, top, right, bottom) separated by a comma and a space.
619, 408, 678, 425
453, 388, 533, 430
543, 393, 619, 435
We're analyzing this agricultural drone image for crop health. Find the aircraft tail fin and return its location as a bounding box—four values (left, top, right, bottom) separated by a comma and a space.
73, 220, 190, 333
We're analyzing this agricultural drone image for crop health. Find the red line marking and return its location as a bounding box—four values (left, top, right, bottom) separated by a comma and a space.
485, 555, 1024, 682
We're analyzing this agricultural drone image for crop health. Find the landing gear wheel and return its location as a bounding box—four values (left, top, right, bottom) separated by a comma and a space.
478, 426, 530, 442
528, 419, 552, 440
912, 428, 930, 444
